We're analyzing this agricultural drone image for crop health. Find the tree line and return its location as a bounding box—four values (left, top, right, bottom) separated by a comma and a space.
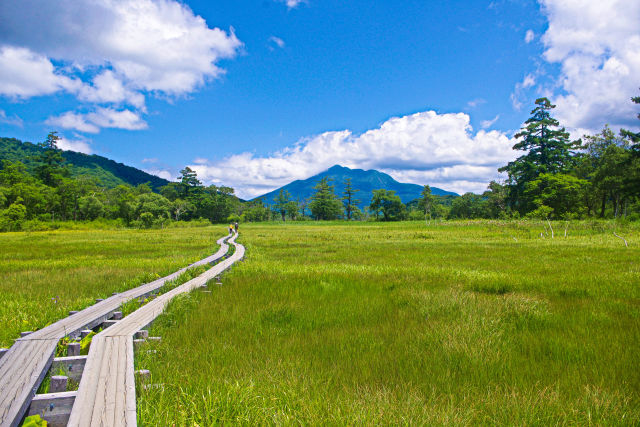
1, 94, 638, 230
262, 95, 640, 222
0, 132, 239, 231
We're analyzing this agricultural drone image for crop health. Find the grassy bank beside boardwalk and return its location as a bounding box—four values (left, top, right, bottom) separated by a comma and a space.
137, 221, 639, 424
0, 226, 222, 347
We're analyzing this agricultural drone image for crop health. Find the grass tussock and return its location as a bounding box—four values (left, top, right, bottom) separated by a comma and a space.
136, 221, 640, 424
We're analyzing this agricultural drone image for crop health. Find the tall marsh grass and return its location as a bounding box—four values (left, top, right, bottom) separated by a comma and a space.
137, 221, 639, 424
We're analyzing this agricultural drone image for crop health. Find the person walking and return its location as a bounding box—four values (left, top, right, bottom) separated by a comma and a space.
229, 223, 234, 235
234, 222, 239, 233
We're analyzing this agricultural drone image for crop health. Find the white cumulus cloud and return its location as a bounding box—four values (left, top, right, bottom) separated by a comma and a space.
537, 0, 640, 135
0, 0, 242, 131
190, 110, 516, 198
144, 169, 173, 181
0, 46, 79, 98
47, 108, 148, 133
57, 136, 92, 154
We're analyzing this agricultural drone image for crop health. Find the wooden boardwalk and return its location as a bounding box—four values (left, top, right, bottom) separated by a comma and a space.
0, 236, 231, 427
68, 232, 245, 426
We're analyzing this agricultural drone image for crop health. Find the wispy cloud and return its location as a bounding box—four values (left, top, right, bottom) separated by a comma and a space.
481, 115, 500, 129
0, 110, 23, 127
144, 168, 173, 181
268, 36, 286, 51
282, 0, 305, 9
524, 29, 535, 43
466, 98, 486, 108
510, 73, 537, 110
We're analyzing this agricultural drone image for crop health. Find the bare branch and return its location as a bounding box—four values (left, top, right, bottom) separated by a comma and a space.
613, 232, 628, 247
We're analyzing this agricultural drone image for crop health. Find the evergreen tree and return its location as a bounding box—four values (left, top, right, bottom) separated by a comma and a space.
178, 167, 201, 199
273, 189, 291, 221
417, 185, 435, 224
620, 90, 640, 153
499, 98, 577, 213
341, 178, 360, 220
309, 177, 342, 220
35, 132, 68, 186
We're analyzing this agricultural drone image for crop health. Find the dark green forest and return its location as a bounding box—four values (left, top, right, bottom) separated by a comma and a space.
1, 95, 639, 231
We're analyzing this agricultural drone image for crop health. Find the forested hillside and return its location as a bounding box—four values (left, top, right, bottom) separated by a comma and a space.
0, 133, 240, 231
0, 137, 169, 190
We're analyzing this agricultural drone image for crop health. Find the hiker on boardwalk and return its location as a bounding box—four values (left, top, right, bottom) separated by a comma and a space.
234, 222, 239, 233
229, 224, 234, 235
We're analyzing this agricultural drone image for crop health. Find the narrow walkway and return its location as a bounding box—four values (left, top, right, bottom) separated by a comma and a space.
68, 233, 244, 426
0, 236, 230, 427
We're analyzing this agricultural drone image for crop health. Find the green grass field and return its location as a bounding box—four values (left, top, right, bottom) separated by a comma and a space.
0, 226, 222, 347
136, 221, 640, 425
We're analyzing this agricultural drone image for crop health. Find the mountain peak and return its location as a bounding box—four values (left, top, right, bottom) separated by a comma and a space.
252, 165, 457, 208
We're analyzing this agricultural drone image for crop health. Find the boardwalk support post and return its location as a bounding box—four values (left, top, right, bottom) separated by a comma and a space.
67, 343, 80, 357
49, 376, 68, 393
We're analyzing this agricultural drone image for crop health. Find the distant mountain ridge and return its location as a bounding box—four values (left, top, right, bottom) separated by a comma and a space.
253, 165, 458, 208
0, 137, 170, 190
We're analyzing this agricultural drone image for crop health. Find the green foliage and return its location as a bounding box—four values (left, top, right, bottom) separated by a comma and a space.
273, 189, 291, 221
135, 193, 171, 220
309, 177, 343, 220
523, 173, 588, 219
369, 189, 407, 221
448, 192, 488, 219
417, 185, 435, 219
22, 415, 47, 426
500, 98, 577, 214
342, 177, 360, 220
79, 330, 96, 355
0, 137, 241, 229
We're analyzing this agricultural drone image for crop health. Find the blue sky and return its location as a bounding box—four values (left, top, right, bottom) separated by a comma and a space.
0, 0, 638, 197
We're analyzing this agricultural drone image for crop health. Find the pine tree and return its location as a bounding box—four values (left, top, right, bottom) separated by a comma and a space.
620, 90, 640, 154
341, 178, 360, 220
178, 167, 201, 199
499, 98, 577, 213
35, 131, 68, 186
309, 177, 342, 220
418, 185, 435, 224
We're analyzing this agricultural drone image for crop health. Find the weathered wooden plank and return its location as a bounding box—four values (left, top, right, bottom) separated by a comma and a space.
66, 336, 105, 426
0, 339, 57, 427
89, 337, 115, 426
114, 337, 128, 427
